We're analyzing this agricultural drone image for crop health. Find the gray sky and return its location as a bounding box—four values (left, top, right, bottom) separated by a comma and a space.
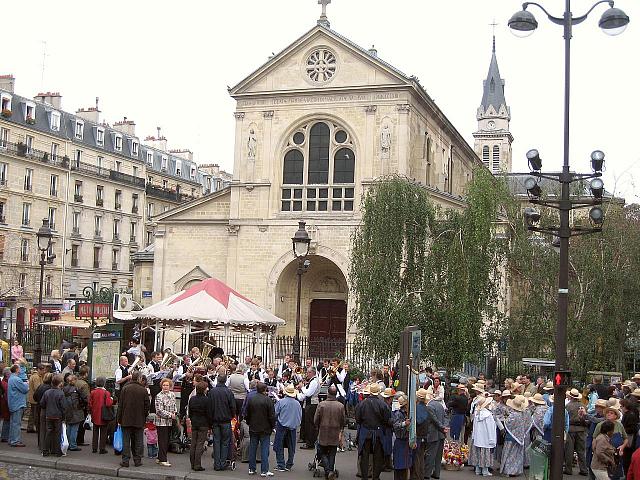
4, 0, 638, 199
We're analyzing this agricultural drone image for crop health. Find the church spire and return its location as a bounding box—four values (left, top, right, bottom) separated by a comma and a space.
317, 0, 331, 28
479, 35, 509, 118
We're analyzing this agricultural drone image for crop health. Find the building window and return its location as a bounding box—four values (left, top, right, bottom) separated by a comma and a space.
115, 161, 121, 172
113, 219, 120, 240
190, 166, 196, 179
93, 246, 101, 269
147, 203, 154, 219
48, 207, 56, 230
97, 156, 103, 171
25, 103, 36, 123
18, 273, 27, 292
112, 249, 119, 270
0, 93, 11, 113
24, 168, 33, 191
163, 206, 169, 213
96, 127, 105, 146
96, 185, 104, 206
132, 166, 138, 178
72, 211, 80, 234
281, 121, 355, 212
131, 140, 139, 157
0, 127, 8, 149
0, 201, 5, 223
175, 160, 182, 176
492, 145, 500, 172
0, 162, 7, 185
148, 176, 153, 184
45, 275, 52, 297
50, 174, 58, 196
22, 203, 31, 226
75, 120, 84, 140
50, 111, 60, 131
94, 216, 102, 237
74, 181, 82, 202
482, 146, 490, 168
161, 156, 168, 172
146, 151, 153, 166
146, 230, 153, 247
176, 184, 181, 195
114, 134, 122, 152
25, 135, 34, 154
130, 221, 137, 242
162, 179, 168, 189
115, 190, 122, 209
132, 194, 138, 213
20, 238, 29, 262
74, 149, 82, 167
51, 142, 58, 161
71, 244, 79, 267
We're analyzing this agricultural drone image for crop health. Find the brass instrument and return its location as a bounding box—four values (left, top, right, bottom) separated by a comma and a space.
160, 348, 181, 370
188, 341, 215, 373
130, 353, 144, 370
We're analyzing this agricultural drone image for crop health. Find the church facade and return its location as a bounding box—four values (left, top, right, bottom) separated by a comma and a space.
135, 16, 512, 347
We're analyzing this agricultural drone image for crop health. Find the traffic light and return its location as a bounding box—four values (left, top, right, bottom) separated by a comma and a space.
554, 370, 571, 387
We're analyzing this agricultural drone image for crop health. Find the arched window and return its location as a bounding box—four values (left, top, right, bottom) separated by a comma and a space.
281, 121, 356, 212
482, 145, 490, 168
492, 145, 500, 172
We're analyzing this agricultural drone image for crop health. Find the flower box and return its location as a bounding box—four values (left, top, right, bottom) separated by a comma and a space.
1, 109, 11, 118
26, 116, 36, 125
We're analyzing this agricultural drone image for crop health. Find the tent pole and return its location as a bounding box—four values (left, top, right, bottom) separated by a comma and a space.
185, 320, 191, 354
154, 319, 159, 352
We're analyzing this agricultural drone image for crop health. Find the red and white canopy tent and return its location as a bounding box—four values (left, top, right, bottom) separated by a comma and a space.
133, 278, 285, 357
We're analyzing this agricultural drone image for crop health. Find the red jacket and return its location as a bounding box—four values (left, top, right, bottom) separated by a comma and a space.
629, 448, 640, 480
88, 387, 113, 426
0, 378, 9, 421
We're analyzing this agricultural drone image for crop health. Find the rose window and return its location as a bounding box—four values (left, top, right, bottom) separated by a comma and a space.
306, 49, 337, 83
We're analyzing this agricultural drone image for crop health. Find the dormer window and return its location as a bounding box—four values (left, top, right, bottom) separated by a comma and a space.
24, 102, 36, 124
0, 93, 11, 115
96, 127, 105, 147
114, 134, 122, 152
75, 120, 84, 140
146, 151, 153, 166
130, 139, 139, 157
161, 155, 168, 171
175, 160, 182, 176
50, 111, 60, 131
190, 165, 196, 179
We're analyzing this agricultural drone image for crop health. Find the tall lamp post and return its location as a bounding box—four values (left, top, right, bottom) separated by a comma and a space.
291, 221, 311, 364
34, 218, 55, 366
508, 2, 629, 480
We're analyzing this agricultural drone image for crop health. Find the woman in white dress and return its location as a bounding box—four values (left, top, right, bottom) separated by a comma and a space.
470, 396, 497, 476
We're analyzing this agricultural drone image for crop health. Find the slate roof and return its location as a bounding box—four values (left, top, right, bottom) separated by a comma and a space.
0, 88, 205, 187
480, 38, 508, 114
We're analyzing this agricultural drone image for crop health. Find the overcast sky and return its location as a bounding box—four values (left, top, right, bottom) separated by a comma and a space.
4, 1, 638, 199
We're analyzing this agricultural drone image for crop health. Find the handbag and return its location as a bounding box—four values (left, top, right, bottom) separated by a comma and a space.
100, 390, 115, 423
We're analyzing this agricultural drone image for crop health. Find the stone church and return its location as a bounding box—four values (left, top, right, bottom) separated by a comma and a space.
134, 6, 512, 348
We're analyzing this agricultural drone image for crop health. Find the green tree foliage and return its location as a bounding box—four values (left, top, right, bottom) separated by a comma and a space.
350, 170, 510, 370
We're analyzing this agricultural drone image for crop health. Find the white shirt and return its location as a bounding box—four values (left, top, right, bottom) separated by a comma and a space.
297, 377, 320, 403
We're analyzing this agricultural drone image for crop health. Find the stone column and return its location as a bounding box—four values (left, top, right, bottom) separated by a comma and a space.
396, 104, 411, 175
151, 228, 165, 302
363, 106, 376, 181
225, 224, 240, 289
233, 112, 245, 181
262, 111, 274, 183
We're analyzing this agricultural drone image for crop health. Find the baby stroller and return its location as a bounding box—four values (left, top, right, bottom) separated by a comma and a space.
307, 442, 340, 478
168, 419, 187, 454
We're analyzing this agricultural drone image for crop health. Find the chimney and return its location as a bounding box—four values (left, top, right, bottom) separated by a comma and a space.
76, 106, 101, 123
34, 91, 62, 109
368, 45, 378, 57
113, 117, 136, 136
143, 127, 167, 151
169, 149, 193, 162
0, 75, 15, 93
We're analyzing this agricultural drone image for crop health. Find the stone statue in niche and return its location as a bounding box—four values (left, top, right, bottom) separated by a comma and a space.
380, 124, 391, 159
247, 129, 257, 160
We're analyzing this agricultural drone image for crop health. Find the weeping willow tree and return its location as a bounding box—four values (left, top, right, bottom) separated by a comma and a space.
349, 169, 511, 369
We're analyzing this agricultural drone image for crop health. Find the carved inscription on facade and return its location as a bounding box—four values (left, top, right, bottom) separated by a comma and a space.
237, 92, 400, 108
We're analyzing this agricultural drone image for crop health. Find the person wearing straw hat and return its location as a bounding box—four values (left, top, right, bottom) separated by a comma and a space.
565, 388, 589, 476
542, 381, 554, 406
314, 386, 346, 480
529, 393, 548, 441
469, 396, 496, 476
447, 384, 468, 442
355, 382, 390, 480
411, 388, 430, 480
273, 384, 302, 472
592, 401, 627, 480
591, 419, 617, 480
424, 389, 448, 480
380, 388, 394, 472
391, 394, 412, 480
585, 398, 608, 478
500, 395, 528, 476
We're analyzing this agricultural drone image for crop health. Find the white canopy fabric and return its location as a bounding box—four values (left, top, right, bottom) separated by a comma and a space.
133, 278, 285, 328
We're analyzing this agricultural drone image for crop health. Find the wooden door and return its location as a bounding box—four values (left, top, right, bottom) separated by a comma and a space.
309, 299, 347, 358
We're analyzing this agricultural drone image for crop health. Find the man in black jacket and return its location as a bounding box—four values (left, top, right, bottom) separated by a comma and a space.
188, 381, 210, 472
207, 374, 236, 471
355, 383, 392, 480
246, 382, 276, 476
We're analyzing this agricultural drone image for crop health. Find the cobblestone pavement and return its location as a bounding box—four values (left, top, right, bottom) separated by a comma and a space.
0, 463, 118, 480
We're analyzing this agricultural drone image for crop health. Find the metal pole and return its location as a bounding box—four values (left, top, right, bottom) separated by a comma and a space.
34, 250, 46, 366
293, 258, 303, 364
551, 2, 572, 479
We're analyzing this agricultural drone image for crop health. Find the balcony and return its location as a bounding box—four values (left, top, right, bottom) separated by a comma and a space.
113, 234, 121, 243
96, 199, 104, 207
112, 262, 118, 271
71, 227, 81, 238
131, 206, 138, 214
0, 141, 69, 169
69, 160, 145, 189
71, 259, 78, 267
74, 194, 83, 203
94, 230, 102, 239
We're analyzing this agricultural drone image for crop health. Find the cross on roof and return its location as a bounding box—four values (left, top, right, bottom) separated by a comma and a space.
489, 18, 498, 52
318, 0, 331, 28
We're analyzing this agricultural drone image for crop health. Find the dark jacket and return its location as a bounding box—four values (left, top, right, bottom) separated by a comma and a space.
567, 400, 587, 432
207, 383, 236, 424
314, 397, 346, 446
33, 383, 51, 405
447, 394, 468, 415
40, 388, 65, 419
425, 401, 447, 442
246, 392, 275, 436
355, 396, 391, 430
117, 381, 150, 428
189, 394, 210, 429
62, 385, 85, 424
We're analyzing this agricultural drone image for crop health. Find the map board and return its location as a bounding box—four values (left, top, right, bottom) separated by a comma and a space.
91, 340, 120, 381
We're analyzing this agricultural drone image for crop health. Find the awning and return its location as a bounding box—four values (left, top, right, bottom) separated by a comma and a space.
42, 312, 108, 329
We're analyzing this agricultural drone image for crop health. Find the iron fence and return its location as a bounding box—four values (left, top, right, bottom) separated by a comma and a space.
15, 325, 72, 362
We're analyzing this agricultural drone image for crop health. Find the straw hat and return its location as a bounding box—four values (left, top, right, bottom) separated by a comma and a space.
542, 381, 554, 391
524, 391, 532, 398
369, 383, 381, 395
381, 387, 394, 399
479, 396, 494, 410
507, 395, 528, 412
529, 393, 546, 405
398, 395, 408, 407
605, 405, 621, 419
595, 399, 608, 409
632, 388, 640, 398
283, 384, 298, 398
622, 380, 635, 389
632, 373, 640, 381
492, 389, 502, 396
472, 384, 485, 394
416, 388, 429, 400
567, 388, 582, 400
363, 385, 371, 396
476, 380, 486, 386
501, 389, 512, 398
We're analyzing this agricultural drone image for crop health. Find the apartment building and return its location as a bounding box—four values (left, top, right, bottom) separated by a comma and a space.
0, 75, 215, 332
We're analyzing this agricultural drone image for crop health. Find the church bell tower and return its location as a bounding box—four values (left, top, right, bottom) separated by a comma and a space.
473, 36, 513, 173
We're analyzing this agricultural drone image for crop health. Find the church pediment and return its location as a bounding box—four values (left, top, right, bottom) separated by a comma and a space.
155, 188, 231, 223
229, 26, 410, 96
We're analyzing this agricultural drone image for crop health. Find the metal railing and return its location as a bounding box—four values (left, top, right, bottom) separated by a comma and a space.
0, 140, 68, 168
145, 184, 195, 203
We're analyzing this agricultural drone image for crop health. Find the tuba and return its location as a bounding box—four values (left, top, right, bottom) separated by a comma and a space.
160, 348, 181, 370
188, 341, 216, 373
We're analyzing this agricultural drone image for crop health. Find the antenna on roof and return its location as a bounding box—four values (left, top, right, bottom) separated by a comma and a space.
157, 126, 161, 139
96, 97, 99, 110
40, 41, 48, 90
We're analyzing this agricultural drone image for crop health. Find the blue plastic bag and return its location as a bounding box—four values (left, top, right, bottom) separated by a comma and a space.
113, 425, 123, 452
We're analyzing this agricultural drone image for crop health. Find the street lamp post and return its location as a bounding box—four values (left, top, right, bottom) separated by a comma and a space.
508, 2, 629, 480
291, 221, 311, 364
34, 219, 54, 366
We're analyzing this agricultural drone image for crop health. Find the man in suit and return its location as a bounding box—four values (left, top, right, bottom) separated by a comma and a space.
424, 392, 448, 480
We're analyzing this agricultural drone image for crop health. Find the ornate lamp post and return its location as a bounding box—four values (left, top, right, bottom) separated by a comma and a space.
34, 218, 54, 366
291, 221, 311, 364
508, 2, 629, 480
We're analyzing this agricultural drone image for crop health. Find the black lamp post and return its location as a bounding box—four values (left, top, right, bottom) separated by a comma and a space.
508, 2, 629, 480
291, 221, 311, 364
34, 218, 54, 366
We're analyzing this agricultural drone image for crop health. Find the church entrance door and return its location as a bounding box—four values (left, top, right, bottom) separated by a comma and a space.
308, 299, 346, 358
